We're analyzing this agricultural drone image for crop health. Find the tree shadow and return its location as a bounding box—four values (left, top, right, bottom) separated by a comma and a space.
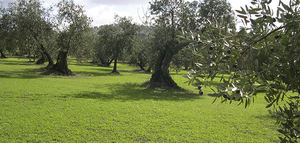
0, 59, 178, 80
81, 67, 151, 76
75, 69, 146, 77
0, 68, 44, 79
75, 71, 113, 77
96, 68, 137, 73
254, 114, 273, 120
69, 62, 96, 67
71, 83, 201, 101
0, 60, 35, 66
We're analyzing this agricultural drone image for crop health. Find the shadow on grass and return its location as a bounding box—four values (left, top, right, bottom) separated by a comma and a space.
0, 58, 178, 79
0, 68, 44, 79
0, 59, 35, 66
69, 62, 96, 67
76, 68, 150, 77
254, 114, 273, 120
71, 83, 201, 101
95, 68, 138, 73
75, 71, 113, 77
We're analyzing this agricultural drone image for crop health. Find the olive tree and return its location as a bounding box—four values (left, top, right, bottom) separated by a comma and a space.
94, 16, 136, 73
0, 0, 56, 65
148, 0, 234, 89
128, 25, 154, 72
0, 8, 13, 58
49, 0, 91, 75
148, 0, 192, 89
94, 24, 116, 67
13, 0, 56, 67
189, 0, 300, 141
111, 16, 137, 73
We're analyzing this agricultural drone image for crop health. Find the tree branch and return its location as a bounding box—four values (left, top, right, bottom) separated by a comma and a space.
250, 25, 286, 46
241, 25, 287, 55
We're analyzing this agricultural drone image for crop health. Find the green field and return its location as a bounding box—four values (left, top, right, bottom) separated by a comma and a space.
0, 58, 280, 142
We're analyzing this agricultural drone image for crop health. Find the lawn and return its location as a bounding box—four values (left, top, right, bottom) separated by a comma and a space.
0, 58, 280, 142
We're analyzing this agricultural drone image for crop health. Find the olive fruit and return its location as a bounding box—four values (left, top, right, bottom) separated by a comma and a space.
233, 64, 238, 69
263, 15, 267, 19
273, 18, 276, 22
209, 47, 214, 50
275, 35, 282, 39
235, 90, 240, 94
198, 86, 202, 90
227, 49, 231, 54
199, 91, 204, 95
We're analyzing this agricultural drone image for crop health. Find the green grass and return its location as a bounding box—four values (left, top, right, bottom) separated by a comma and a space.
0, 58, 280, 142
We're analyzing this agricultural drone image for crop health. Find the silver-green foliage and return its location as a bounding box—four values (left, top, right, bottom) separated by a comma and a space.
189, 0, 300, 141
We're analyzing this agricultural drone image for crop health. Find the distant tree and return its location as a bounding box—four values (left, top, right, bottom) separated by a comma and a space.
16, 0, 56, 66
0, 8, 11, 58
94, 16, 136, 73
48, 0, 91, 75
197, 0, 235, 28
128, 25, 153, 72
0, 5, 21, 58
0, 49, 5, 58
171, 47, 198, 71
111, 16, 137, 74
1, 0, 56, 66
94, 25, 115, 67
71, 26, 96, 63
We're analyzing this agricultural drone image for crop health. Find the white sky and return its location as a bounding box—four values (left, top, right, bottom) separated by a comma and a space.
1, 0, 289, 26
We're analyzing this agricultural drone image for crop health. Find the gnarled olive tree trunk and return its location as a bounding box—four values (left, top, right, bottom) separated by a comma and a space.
149, 41, 190, 89
40, 45, 54, 68
99, 57, 113, 67
50, 50, 72, 75
0, 49, 7, 59
33, 36, 54, 68
36, 53, 46, 65
150, 49, 179, 89
138, 63, 146, 71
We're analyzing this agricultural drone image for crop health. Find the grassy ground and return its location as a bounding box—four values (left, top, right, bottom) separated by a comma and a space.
0, 58, 280, 142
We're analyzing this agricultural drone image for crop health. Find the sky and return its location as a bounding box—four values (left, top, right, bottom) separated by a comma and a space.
0, 0, 287, 26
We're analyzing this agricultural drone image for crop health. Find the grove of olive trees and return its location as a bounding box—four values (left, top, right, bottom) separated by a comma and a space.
0, 0, 299, 141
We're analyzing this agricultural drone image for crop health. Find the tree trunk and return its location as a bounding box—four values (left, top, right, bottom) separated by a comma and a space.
149, 41, 190, 89
150, 49, 180, 89
184, 65, 189, 70
49, 50, 72, 75
137, 62, 145, 71
36, 53, 46, 65
39, 44, 54, 68
0, 49, 7, 58
99, 57, 113, 67
112, 58, 119, 74
32, 35, 54, 68
146, 66, 152, 73
43, 50, 54, 68
27, 51, 33, 62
